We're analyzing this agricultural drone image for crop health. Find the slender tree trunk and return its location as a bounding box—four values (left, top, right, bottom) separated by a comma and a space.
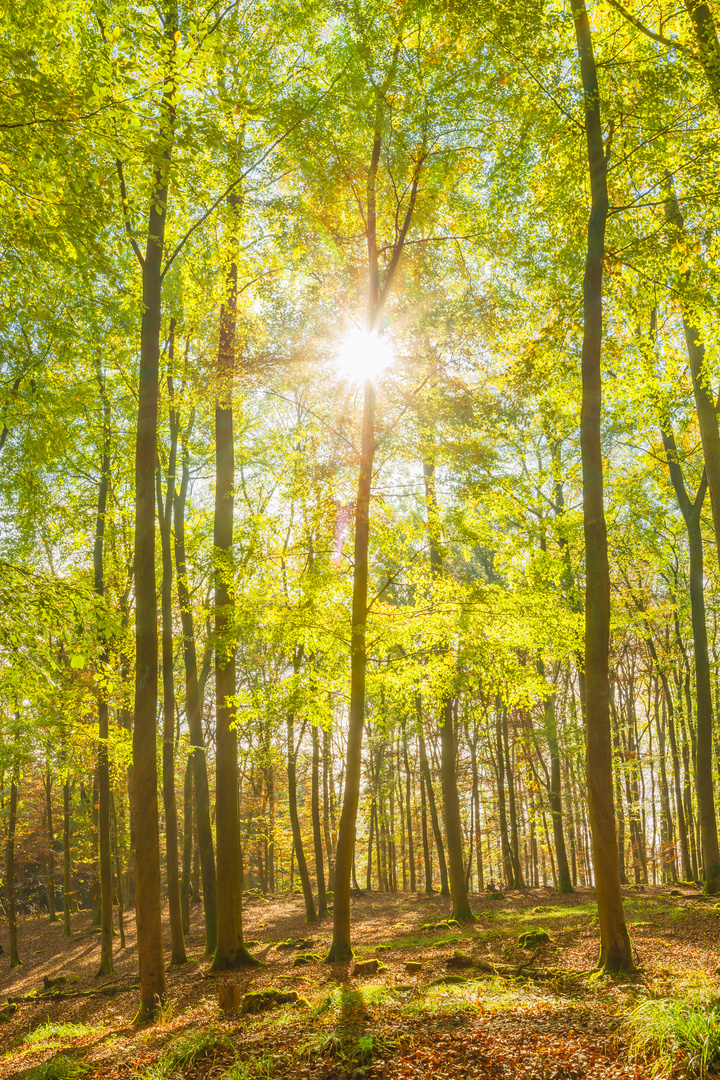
402, 725, 416, 891
495, 709, 513, 888
6, 755, 20, 969
131, 3, 178, 1019
94, 361, 114, 976
44, 771, 57, 922
503, 710, 524, 888
327, 372, 375, 961
422, 445, 472, 918
420, 770, 432, 892
327, 55, 418, 956
322, 726, 335, 891
470, 733, 484, 892
312, 724, 328, 916
537, 661, 573, 893
366, 797, 375, 891
63, 774, 72, 938
287, 708, 317, 922
181, 758, 192, 935
212, 206, 256, 970
419, 725, 449, 895
570, 0, 633, 971
174, 431, 217, 953
111, 792, 126, 949
157, 355, 186, 965
661, 422, 720, 891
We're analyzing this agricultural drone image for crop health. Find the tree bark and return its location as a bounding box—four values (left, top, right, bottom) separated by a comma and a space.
570, 0, 633, 970
63, 771, 72, 938
402, 723, 416, 892
495, 708, 514, 888
418, 721, 449, 895
173, 426, 217, 953
94, 359, 114, 976
156, 361, 186, 965
181, 757, 192, 935
44, 770, 57, 921
660, 422, 720, 891
287, 695, 317, 922
131, 2, 177, 1019
502, 709, 524, 889
211, 195, 256, 972
312, 724, 329, 916
6, 753, 20, 969
322, 726, 335, 891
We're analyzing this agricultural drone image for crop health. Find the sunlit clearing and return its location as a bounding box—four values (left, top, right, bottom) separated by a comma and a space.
336, 327, 393, 385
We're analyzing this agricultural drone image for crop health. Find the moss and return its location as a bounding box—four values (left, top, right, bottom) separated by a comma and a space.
352, 958, 388, 977
429, 974, 467, 986
518, 929, 552, 948
0, 1002, 17, 1023
241, 989, 308, 1015
292, 953, 320, 967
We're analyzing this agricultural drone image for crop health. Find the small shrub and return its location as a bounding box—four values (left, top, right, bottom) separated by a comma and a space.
626, 996, 720, 1076
26, 1057, 89, 1080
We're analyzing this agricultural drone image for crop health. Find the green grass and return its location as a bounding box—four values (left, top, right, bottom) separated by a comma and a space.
25, 1056, 89, 1080
137, 1028, 234, 1078
24, 1023, 100, 1048
625, 996, 720, 1076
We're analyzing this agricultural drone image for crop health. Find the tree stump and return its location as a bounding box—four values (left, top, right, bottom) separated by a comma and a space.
218, 983, 242, 1013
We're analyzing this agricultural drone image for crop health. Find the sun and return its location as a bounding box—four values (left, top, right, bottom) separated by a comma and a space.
336, 327, 393, 385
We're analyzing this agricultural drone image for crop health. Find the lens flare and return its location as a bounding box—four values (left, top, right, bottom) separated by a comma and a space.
336, 327, 393, 385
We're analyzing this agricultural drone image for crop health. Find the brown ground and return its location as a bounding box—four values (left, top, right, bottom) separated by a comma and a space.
0, 885, 718, 1079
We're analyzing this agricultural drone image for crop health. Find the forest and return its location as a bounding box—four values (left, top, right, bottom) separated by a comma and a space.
2, 0, 720, 1076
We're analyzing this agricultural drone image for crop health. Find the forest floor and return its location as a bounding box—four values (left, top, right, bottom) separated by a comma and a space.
0, 883, 718, 1079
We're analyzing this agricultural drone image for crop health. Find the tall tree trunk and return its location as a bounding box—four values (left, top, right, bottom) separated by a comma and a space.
287, 696, 317, 922
366, 797, 375, 891
311, 724, 329, 916
111, 792, 126, 949
6, 753, 20, 969
495, 709, 514, 888
420, 770, 432, 892
538, 661, 573, 893
322, 726, 335, 891
44, 770, 57, 921
503, 710, 524, 889
660, 422, 720, 891
402, 724, 416, 892
211, 199, 256, 972
327, 49, 419, 957
570, 0, 633, 971
418, 723, 449, 895
181, 757, 192, 935
63, 771, 72, 938
422, 445, 472, 919
645, 636, 692, 879
156, 347, 186, 965
327, 369, 375, 961
174, 427, 217, 952
131, 2, 178, 1018
94, 359, 114, 976
469, 731, 484, 892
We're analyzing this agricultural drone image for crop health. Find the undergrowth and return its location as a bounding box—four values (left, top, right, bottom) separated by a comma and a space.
625, 994, 720, 1077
